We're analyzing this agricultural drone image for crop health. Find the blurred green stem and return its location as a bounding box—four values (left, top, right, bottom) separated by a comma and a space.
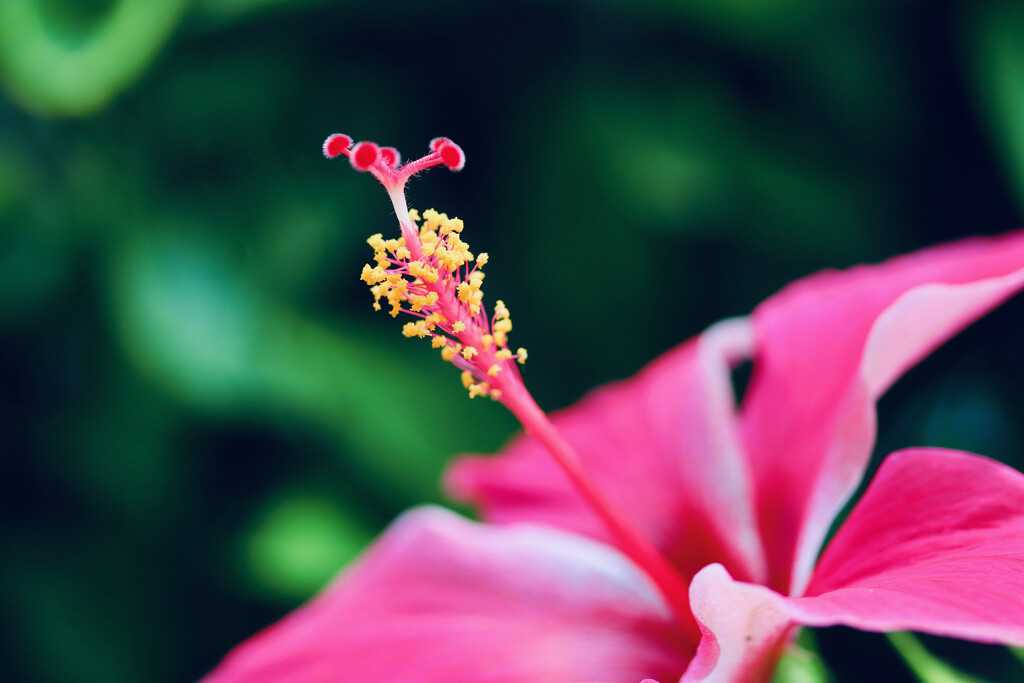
887, 632, 989, 683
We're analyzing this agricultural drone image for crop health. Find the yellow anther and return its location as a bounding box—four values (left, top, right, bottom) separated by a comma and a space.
452, 321, 466, 333
440, 247, 469, 272
409, 292, 439, 312
495, 348, 513, 361
468, 381, 490, 399
367, 234, 386, 251
469, 290, 484, 316
457, 282, 472, 303
494, 318, 512, 334
494, 330, 507, 347
408, 261, 439, 283
489, 388, 502, 400
422, 209, 447, 232
481, 334, 493, 350
446, 233, 465, 251
385, 290, 401, 313
435, 247, 456, 271
395, 246, 411, 260
408, 208, 420, 222
462, 346, 478, 360
487, 364, 501, 377
516, 347, 528, 364
477, 252, 489, 267
439, 217, 464, 235
461, 371, 474, 389
431, 335, 447, 348
494, 300, 510, 319
401, 321, 431, 338
441, 346, 456, 361
361, 264, 387, 285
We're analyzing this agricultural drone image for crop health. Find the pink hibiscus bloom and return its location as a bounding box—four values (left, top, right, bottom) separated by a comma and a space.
205, 136, 1024, 682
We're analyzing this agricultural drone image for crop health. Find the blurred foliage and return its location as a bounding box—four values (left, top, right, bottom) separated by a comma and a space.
771, 631, 831, 683
0, 0, 188, 115
888, 632, 990, 683
2, 0, 1024, 681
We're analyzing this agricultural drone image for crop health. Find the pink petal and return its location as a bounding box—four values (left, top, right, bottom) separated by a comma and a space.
683, 449, 1024, 681
204, 507, 692, 683
447, 318, 765, 586
799, 448, 1024, 643
682, 564, 794, 683
741, 232, 1024, 594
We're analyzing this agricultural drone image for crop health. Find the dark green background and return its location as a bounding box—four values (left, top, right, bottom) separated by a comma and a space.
3, 0, 1024, 681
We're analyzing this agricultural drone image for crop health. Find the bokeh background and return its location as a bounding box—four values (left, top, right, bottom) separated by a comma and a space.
3, 0, 1024, 681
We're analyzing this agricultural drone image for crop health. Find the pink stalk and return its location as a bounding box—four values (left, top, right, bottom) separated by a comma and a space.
501, 387, 697, 637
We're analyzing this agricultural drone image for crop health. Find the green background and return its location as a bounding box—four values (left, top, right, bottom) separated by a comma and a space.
2, 0, 1024, 680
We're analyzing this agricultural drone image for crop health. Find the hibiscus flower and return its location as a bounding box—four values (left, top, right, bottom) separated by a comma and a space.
204, 136, 1024, 682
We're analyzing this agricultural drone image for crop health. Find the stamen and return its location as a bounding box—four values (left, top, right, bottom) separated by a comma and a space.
324, 133, 696, 635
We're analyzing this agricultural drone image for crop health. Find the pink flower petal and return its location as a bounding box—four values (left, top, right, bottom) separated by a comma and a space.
204, 507, 692, 683
446, 318, 765, 586
798, 448, 1024, 643
741, 232, 1024, 594
683, 449, 1024, 681
682, 564, 794, 683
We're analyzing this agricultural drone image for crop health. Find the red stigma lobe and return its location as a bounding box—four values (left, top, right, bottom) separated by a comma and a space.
322, 134, 352, 159
351, 142, 380, 171
437, 141, 465, 171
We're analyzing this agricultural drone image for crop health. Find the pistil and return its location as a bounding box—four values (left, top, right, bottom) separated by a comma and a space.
326, 133, 697, 635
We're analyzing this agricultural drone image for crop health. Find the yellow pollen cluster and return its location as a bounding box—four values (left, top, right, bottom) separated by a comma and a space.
492, 300, 512, 347
361, 208, 527, 400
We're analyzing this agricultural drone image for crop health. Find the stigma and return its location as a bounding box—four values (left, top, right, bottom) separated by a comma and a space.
325, 134, 527, 401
